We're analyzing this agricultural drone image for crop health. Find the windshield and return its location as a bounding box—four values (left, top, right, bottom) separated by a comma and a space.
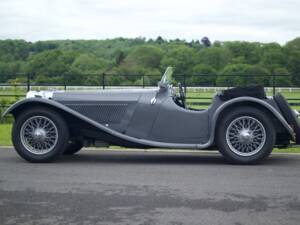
160, 67, 174, 85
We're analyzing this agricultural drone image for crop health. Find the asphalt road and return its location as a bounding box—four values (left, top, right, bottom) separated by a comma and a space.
0, 148, 300, 225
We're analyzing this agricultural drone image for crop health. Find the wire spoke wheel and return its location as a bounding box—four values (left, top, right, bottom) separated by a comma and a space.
226, 116, 266, 157
20, 116, 58, 155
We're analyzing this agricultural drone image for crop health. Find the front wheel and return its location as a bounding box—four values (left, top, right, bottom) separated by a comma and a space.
12, 107, 69, 163
216, 107, 275, 164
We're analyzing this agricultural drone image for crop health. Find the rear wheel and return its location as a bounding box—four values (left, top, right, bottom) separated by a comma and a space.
217, 107, 275, 164
12, 107, 69, 162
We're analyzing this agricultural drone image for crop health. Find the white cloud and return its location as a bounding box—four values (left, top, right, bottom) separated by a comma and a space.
0, 0, 299, 43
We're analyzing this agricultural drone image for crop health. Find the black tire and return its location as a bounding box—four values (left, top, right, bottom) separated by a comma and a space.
63, 140, 83, 155
216, 107, 275, 164
274, 93, 300, 144
12, 106, 69, 163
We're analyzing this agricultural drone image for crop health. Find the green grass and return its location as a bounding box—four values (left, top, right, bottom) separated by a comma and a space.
273, 148, 300, 153
0, 124, 12, 146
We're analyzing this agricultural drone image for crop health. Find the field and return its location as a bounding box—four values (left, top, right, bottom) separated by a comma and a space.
0, 124, 12, 146
1, 87, 300, 153
185, 88, 300, 110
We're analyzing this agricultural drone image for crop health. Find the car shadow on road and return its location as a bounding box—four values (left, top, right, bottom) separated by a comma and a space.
56, 150, 298, 166
59, 152, 224, 165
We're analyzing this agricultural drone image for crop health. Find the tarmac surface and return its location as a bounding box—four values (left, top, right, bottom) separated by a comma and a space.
0, 147, 300, 225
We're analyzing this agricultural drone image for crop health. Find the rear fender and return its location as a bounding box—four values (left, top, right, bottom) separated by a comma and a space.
212, 96, 294, 140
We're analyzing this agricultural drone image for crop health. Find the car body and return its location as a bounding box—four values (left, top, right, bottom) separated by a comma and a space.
3, 67, 300, 163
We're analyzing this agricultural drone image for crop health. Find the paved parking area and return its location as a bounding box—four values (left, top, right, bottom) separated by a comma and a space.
0, 148, 300, 225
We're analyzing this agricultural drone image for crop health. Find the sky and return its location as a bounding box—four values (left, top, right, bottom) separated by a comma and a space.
0, 0, 299, 44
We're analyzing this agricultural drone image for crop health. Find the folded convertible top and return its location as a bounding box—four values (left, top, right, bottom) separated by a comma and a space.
219, 86, 266, 101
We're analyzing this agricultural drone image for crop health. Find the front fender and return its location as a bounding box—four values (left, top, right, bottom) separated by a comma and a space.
1, 98, 202, 149
211, 96, 294, 140
2, 98, 66, 118
2, 98, 146, 144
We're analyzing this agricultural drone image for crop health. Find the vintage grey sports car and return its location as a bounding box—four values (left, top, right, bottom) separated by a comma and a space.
3, 67, 300, 164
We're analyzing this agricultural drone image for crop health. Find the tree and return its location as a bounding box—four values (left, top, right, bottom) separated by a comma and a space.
71, 54, 109, 72
198, 47, 232, 70
284, 38, 300, 85
32, 41, 58, 53
261, 43, 286, 71
187, 64, 216, 86
155, 36, 164, 44
224, 41, 262, 64
160, 45, 199, 76
26, 50, 78, 84
217, 64, 270, 86
273, 68, 292, 87
1, 37, 300, 87
0, 40, 31, 61
201, 37, 211, 47
68, 54, 110, 85
0, 61, 21, 82
245, 65, 270, 85
114, 50, 125, 66
122, 45, 163, 69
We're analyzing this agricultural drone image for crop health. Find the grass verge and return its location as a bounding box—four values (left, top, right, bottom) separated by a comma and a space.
0, 124, 12, 146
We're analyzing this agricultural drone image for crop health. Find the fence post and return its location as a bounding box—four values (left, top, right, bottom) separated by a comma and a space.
142, 75, 145, 88
27, 73, 30, 92
214, 74, 217, 87
183, 74, 187, 94
272, 72, 276, 96
63, 74, 67, 91
102, 73, 105, 89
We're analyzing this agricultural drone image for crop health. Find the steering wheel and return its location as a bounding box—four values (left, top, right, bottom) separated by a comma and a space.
178, 82, 186, 108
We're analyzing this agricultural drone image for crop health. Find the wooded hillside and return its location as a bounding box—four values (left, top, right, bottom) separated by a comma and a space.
1, 37, 300, 86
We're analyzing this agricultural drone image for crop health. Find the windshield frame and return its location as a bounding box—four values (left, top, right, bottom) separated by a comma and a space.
160, 67, 174, 85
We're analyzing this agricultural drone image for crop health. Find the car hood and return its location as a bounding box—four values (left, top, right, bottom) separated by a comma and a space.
26, 89, 157, 102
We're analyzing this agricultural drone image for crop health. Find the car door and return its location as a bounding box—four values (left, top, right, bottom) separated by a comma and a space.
149, 97, 210, 144
125, 90, 162, 139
